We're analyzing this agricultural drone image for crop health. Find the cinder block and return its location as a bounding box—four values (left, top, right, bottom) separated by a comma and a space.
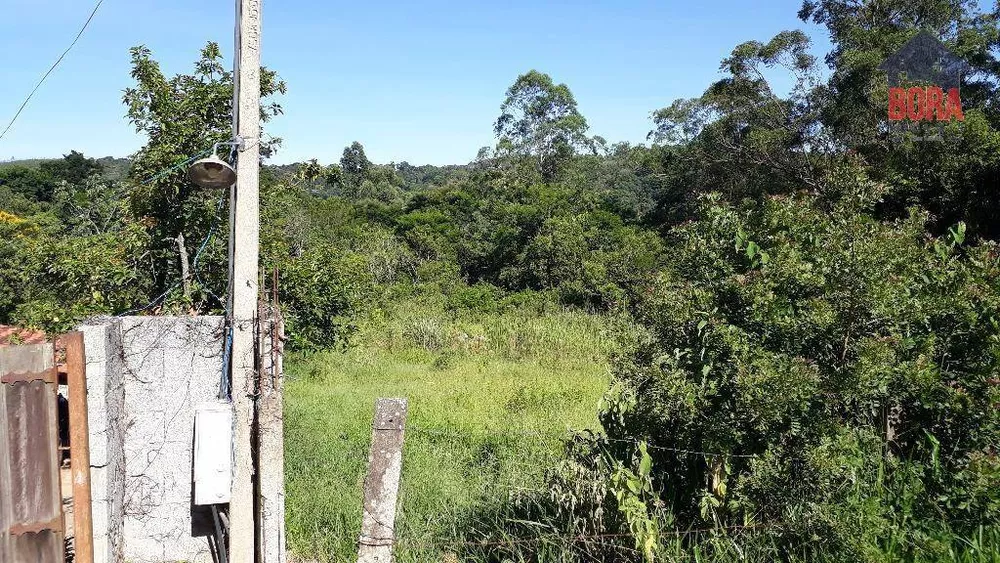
78, 316, 225, 563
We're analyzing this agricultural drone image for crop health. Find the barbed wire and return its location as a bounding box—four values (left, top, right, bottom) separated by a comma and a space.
391, 523, 778, 552
406, 423, 767, 460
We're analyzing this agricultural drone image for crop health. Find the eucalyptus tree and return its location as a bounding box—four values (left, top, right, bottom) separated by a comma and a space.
495, 70, 596, 181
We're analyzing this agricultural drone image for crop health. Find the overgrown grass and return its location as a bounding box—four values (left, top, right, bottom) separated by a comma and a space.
284, 296, 1000, 563
284, 298, 627, 562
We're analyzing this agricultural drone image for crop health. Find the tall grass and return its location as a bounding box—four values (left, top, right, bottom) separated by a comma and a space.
284, 298, 1000, 562
284, 299, 628, 562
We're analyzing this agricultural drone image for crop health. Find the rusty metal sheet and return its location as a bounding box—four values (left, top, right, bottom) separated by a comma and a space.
10, 530, 62, 563
1, 367, 57, 385
0, 344, 63, 562
5, 380, 61, 528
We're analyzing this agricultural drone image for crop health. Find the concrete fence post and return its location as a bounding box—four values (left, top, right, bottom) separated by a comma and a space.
357, 398, 408, 563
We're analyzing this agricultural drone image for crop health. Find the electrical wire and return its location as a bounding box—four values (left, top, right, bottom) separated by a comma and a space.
109, 143, 239, 397
115, 146, 229, 317
210, 505, 229, 563
0, 0, 105, 143
193, 196, 228, 309
114, 193, 226, 317
141, 148, 213, 185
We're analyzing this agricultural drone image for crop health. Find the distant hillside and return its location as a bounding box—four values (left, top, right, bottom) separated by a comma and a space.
95, 156, 132, 181
3, 155, 467, 192
0, 158, 49, 169
0, 155, 131, 181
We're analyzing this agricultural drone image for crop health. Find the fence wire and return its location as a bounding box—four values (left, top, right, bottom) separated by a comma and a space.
406, 422, 774, 460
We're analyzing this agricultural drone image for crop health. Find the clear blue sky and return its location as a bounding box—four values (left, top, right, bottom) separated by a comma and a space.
0, 0, 831, 166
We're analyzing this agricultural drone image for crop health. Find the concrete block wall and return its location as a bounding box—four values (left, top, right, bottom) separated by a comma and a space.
81, 320, 125, 563
80, 316, 225, 563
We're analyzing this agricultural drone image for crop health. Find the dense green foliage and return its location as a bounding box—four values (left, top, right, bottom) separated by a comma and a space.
0, 154, 151, 330
596, 193, 1000, 560
2, 0, 999, 559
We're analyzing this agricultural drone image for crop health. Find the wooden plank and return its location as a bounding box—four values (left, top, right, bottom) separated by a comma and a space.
64, 332, 94, 563
357, 398, 408, 563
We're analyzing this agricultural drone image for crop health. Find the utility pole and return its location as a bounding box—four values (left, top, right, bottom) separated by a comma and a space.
229, 0, 262, 560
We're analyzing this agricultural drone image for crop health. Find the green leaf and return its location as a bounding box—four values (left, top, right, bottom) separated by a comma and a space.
639, 445, 652, 477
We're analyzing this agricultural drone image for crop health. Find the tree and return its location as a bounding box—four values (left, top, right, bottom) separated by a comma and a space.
647, 3, 1000, 238
0, 165, 57, 202
330, 142, 405, 202
495, 70, 595, 181
593, 189, 1000, 559
123, 42, 285, 305
648, 30, 832, 206
340, 141, 372, 181
52, 176, 131, 236
796, 0, 1000, 237
39, 150, 103, 186
798, 0, 1000, 150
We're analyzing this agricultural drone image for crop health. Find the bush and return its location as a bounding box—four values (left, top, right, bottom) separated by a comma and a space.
446, 283, 502, 315
278, 246, 371, 350
592, 193, 1000, 559
0, 213, 152, 333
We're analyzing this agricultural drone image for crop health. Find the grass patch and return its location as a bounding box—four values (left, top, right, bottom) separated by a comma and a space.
284, 301, 624, 561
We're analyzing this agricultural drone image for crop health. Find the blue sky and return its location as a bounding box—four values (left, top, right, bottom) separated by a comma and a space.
0, 0, 831, 165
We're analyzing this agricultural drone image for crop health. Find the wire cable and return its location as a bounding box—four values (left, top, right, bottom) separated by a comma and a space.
141, 148, 213, 185
114, 144, 235, 316
0, 0, 105, 143
115, 192, 227, 317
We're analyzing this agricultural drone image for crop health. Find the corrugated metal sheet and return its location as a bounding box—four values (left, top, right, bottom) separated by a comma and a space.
10, 531, 63, 562
0, 344, 64, 563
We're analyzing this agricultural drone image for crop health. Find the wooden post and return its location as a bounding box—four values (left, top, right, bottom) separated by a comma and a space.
358, 398, 408, 563
229, 0, 263, 559
64, 332, 94, 563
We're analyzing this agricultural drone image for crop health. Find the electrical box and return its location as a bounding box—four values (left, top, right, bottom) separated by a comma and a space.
193, 402, 233, 505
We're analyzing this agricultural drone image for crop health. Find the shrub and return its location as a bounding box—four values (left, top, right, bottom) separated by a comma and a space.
446, 283, 502, 315
593, 193, 1000, 559
402, 316, 446, 351
278, 246, 371, 350
0, 215, 152, 333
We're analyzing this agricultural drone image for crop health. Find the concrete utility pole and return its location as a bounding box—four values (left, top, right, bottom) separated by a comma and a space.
229, 0, 262, 559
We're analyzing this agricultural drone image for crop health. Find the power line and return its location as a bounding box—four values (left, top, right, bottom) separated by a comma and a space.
0, 0, 105, 143
115, 147, 230, 317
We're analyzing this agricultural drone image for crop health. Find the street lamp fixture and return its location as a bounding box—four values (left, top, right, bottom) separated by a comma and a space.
188, 142, 239, 189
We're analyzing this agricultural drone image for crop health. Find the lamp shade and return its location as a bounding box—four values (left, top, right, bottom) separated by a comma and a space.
187, 153, 237, 189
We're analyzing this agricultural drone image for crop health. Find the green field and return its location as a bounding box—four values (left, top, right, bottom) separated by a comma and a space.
284, 300, 623, 561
